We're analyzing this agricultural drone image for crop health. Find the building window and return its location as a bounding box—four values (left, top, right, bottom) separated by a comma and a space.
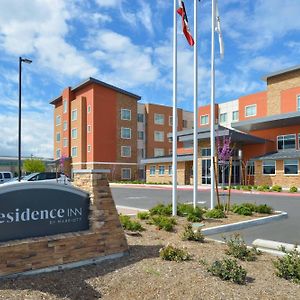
182, 119, 188, 128
232, 111, 239, 122
56, 132, 60, 142
71, 128, 78, 139
169, 116, 173, 126
245, 104, 257, 117
262, 160, 276, 175
150, 166, 156, 175
63, 121, 67, 131
63, 138, 68, 148
121, 146, 131, 157
200, 115, 209, 125
138, 148, 144, 158
56, 149, 61, 159
219, 112, 227, 123
159, 166, 165, 175
277, 134, 296, 150
154, 148, 164, 157
121, 127, 131, 139
87, 105, 91, 113
284, 160, 298, 175
121, 108, 131, 120
87, 125, 92, 133
87, 145, 91, 152
71, 147, 78, 157
154, 113, 164, 125
247, 161, 255, 175
138, 131, 144, 140
154, 131, 164, 142
63, 99, 67, 113
201, 148, 211, 157
168, 165, 172, 175
121, 168, 131, 180
137, 113, 144, 122
71, 109, 78, 121
297, 95, 300, 111
56, 115, 61, 126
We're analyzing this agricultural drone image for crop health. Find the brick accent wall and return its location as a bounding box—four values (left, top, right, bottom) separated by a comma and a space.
0, 171, 128, 277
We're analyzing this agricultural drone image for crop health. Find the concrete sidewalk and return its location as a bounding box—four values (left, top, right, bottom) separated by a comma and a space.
116, 205, 148, 216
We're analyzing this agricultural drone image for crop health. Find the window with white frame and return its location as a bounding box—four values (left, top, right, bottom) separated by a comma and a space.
297, 95, 300, 111
219, 112, 227, 123
201, 148, 211, 157
154, 113, 164, 125
56, 132, 60, 142
169, 116, 173, 126
284, 160, 298, 175
71, 109, 78, 121
87, 144, 91, 152
277, 134, 296, 150
154, 131, 164, 142
56, 149, 61, 159
138, 131, 144, 140
158, 165, 165, 175
56, 115, 61, 126
121, 127, 131, 139
150, 166, 156, 175
154, 148, 164, 157
245, 104, 257, 117
121, 108, 131, 120
63, 121, 67, 131
71, 128, 78, 139
200, 115, 209, 125
71, 146, 78, 157
87, 125, 92, 133
137, 113, 144, 122
121, 146, 131, 157
168, 165, 172, 175
63, 99, 67, 113
121, 168, 131, 180
262, 160, 276, 175
232, 111, 239, 122
87, 105, 91, 113
63, 138, 68, 148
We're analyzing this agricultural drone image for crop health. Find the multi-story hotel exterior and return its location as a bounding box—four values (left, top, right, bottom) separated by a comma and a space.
142, 65, 300, 188
50, 78, 193, 180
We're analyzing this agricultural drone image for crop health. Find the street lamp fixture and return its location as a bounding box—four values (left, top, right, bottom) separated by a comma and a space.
18, 56, 32, 181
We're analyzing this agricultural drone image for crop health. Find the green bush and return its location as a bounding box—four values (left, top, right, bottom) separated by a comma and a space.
119, 214, 144, 232
137, 211, 150, 220
290, 186, 298, 193
150, 215, 176, 231
224, 234, 261, 261
236, 185, 241, 190
181, 224, 204, 242
149, 204, 172, 216
273, 246, 300, 283
215, 203, 230, 211
241, 185, 252, 191
207, 258, 247, 285
257, 185, 270, 192
255, 204, 273, 214
187, 207, 204, 222
271, 185, 282, 192
177, 203, 194, 216
232, 205, 253, 216
159, 245, 191, 262
205, 208, 226, 219
253, 185, 258, 190
241, 203, 257, 212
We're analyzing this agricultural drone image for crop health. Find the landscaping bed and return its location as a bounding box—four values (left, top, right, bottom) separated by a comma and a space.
0, 209, 298, 300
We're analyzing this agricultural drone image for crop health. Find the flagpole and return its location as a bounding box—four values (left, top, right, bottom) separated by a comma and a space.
210, 0, 216, 210
193, 0, 198, 209
172, 0, 178, 216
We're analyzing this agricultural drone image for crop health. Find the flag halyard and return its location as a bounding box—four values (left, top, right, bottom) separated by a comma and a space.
177, 0, 195, 46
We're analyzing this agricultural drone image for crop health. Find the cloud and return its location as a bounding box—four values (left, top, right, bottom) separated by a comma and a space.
94, 0, 120, 8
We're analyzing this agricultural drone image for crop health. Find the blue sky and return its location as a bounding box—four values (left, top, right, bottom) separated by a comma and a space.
0, 0, 300, 157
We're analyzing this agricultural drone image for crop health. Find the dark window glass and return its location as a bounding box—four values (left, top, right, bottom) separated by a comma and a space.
3, 173, 11, 178
277, 136, 283, 150
284, 160, 298, 175
201, 148, 211, 157
46, 173, 57, 179
137, 113, 144, 122
263, 160, 276, 175
285, 135, 296, 149
0, 174, 3, 179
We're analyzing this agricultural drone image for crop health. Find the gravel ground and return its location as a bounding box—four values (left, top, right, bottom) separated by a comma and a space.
0, 215, 298, 300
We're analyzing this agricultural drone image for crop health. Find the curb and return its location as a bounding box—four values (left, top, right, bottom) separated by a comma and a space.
201, 210, 288, 236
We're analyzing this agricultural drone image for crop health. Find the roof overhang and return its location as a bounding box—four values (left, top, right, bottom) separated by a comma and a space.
262, 65, 300, 81
232, 111, 300, 132
141, 154, 193, 164
252, 150, 300, 161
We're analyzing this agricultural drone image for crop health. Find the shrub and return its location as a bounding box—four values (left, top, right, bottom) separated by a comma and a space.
241, 203, 257, 212
187, 207, 204, 222
223, 186, 228, 190
215, 203, 230, 211
290, 186, 298, 193
236, 185, 241, 190
271, 185, 282, 192
181, 224, 204, 242
273, 246, 300, 283
177, 203, 194, 216
150, 215, 176, 231
205, 208, 226, 219
253, 185, 258, 190
257, 185, 270, 192
119, 214, 144, 232
255, 204, 273, 214
224, 234, 260, 261
232, 205, 253, 216
207, 258, 247, 285
137, 211, 150, 220
242, 185, 252, 191
159, 245, 191, 262
149, 204, 172, 216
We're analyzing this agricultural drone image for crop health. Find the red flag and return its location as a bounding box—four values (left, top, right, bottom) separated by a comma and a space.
177, 0, 194, 46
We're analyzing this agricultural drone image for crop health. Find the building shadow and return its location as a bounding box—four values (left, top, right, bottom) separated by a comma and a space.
0, 244, 162, 300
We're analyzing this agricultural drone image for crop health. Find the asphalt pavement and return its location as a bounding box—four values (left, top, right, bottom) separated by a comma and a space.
111, 185, 300, 245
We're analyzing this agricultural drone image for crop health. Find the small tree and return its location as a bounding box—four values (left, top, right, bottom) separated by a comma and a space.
23, 159, 46, 173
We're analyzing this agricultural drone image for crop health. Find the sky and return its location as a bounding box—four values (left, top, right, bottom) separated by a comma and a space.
0, 0, 300, 158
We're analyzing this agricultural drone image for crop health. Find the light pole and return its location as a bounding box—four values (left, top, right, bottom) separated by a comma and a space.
18, 57, 32, 181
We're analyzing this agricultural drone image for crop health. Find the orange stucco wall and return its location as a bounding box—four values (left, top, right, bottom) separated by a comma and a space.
198, 104, 218, 127
281, 86, 300, 114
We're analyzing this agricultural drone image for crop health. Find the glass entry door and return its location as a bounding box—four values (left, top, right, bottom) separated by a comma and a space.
202, 159, 211, 185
